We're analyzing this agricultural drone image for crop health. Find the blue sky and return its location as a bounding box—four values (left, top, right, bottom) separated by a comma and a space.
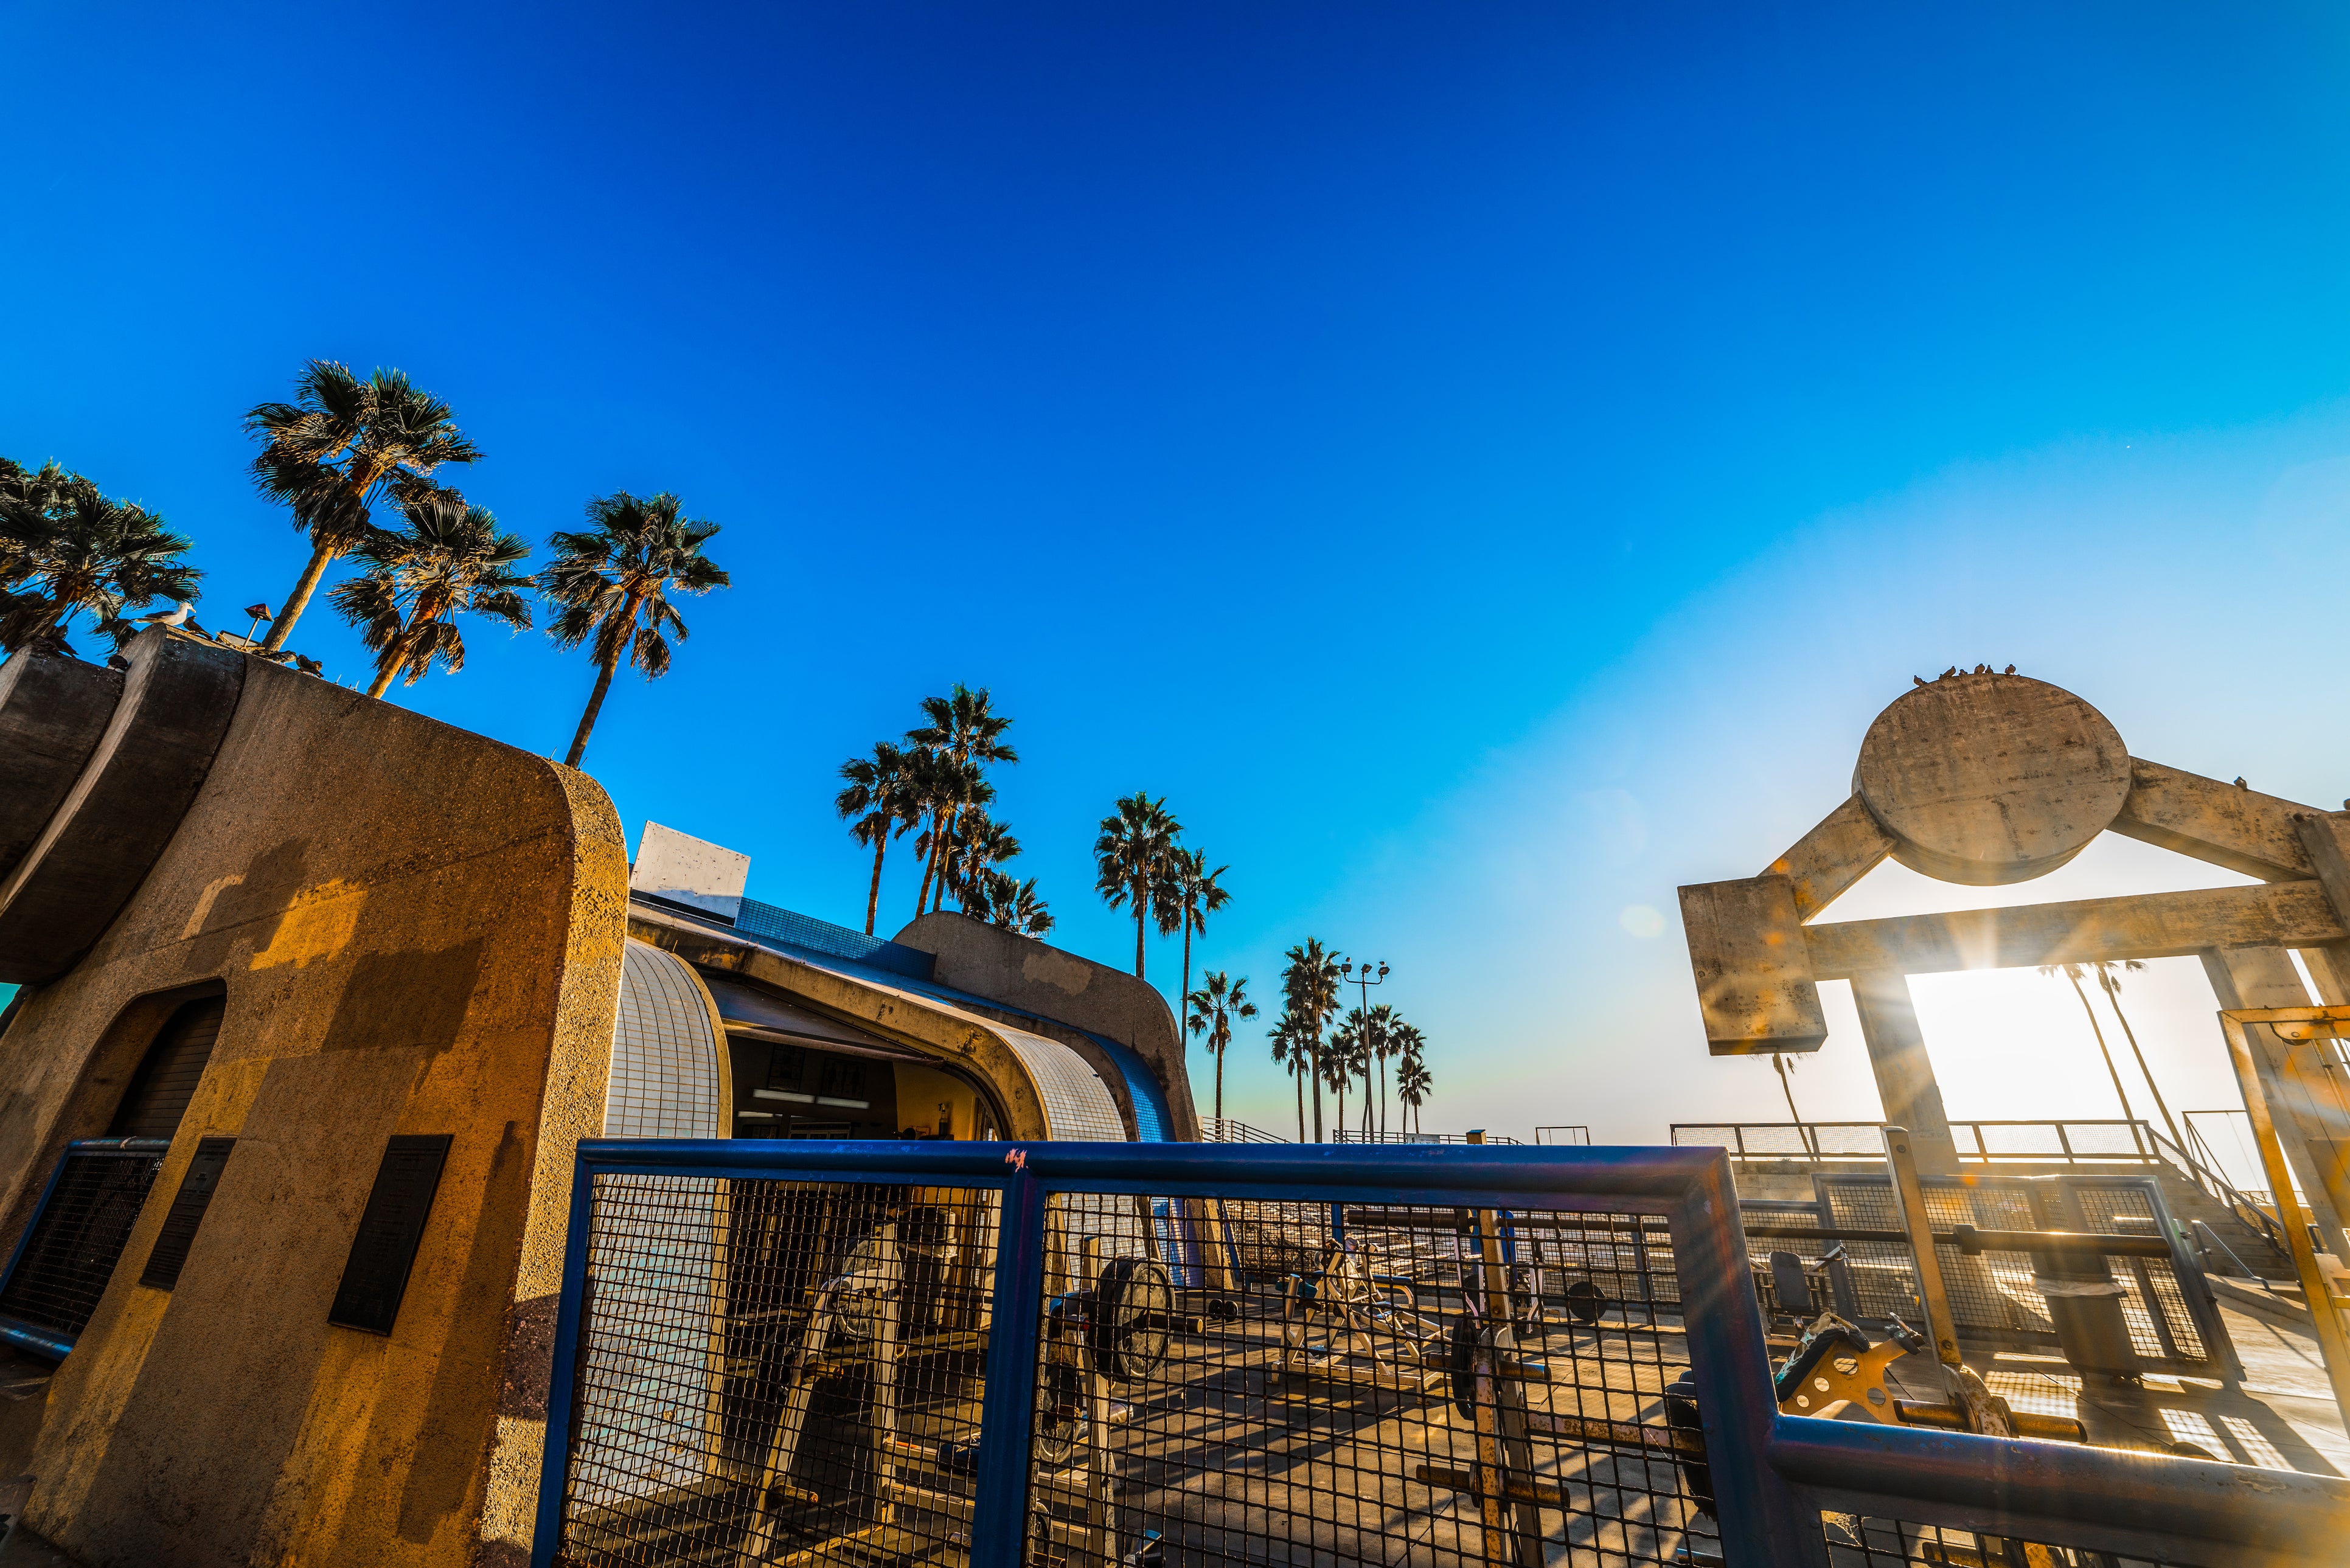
7, 4, 2350, 1148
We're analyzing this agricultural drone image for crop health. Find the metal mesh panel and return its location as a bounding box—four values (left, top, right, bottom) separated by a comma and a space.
551, 1172, 1001, 1566
0, 1143, 167, 1339
1021, 1191, 1712, 1567
1815, 1176, 2219, 1376
1819, 1511, 2191, 1566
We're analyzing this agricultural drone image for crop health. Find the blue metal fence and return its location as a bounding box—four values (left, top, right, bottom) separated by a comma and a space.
532, 1139, 2350, 1568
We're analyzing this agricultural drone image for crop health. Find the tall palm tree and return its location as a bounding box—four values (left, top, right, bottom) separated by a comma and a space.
540, 491, 730, 768
970, 870, 1055, 936
1327, 1010, 1372, 1139
327, 488, 531, 698
1363, 1002, 1399, 1136
836, 741, 919, 935
1267, 1010, 1310, 1142
908, 685, 1019, 915
1280, 938, 1343, 1141
245, 362, 480, 651
1096, 793, 1181, 980
946, 810, 1021, 911
2093, 960, 2185, 1153
909, 757, 992, 919
1159, 849, 1231, 1047
1395, 1025, 1430, 1136
2040, 962, 2136, 1123
1185, 971, 1256, 1125
0, 476, 201, 657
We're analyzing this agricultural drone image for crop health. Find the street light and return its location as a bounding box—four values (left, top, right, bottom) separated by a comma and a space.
1339, 960, 1390, 1142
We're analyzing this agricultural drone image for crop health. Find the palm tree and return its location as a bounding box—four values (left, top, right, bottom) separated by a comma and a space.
0, 476, 201, 657
908, 685, 1019, 916
1159, 849, 1231, 1048
540, 491, 730, 768
1280, 938, 1343, 1141
2093, 960, 2185, 1153
1327, 1010, 1371, 1138
1267, 1010, 1310, 1142
245, 362, 480, 651
970, 870, 1055, 936
1185, 971, 1256, 1124
327, 488, 531, 698
1396, 1026, 1430, 1136
836, 741, 919, 935
909, 757, 992, 919
946, 810, 1021, 911
1363, 1002, 1399, 1136
1096, 793, 1181, 980
2040, 962, 2136, 1123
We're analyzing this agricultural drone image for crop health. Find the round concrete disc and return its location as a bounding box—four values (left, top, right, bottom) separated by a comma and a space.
1852, 673, 2130, 886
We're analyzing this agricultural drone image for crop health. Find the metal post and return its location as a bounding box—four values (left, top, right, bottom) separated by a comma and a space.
1881, 1126, 2007, 1435
2219, 1012, 2350, 1427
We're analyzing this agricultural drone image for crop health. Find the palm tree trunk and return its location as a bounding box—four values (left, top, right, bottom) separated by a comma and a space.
2102, 981, 2186, 1152
931, 805, 959, 913
1294, 1063, 1306, 1142
1133, 897, 1147, 980
365, 657, 401, 699
1214, 1044, 1224, 1123
565, 649, 621, 768
1180, 927, 1193, 1039
2067, 973, 2136, 1122
915, 810, 942, 919
1309, 1040, 1323, 1142
864, 833, 888, 935
262, 539, 341, 652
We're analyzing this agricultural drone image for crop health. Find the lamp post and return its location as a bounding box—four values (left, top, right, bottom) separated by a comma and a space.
1340, 959, 1389, 1141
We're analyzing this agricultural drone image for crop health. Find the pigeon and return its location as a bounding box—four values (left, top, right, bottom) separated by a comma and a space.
2234, 777, 2248, 789
1913, 675, 1927, 687
1973, 663, 1989, 675
2004, 664, 2015, 675
106, 653, 131, 672
293, 654, 323, 676
1941, 667, 1957, 679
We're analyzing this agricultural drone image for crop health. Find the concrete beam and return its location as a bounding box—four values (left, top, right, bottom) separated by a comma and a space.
0, 632, 243, 983
1850, 970, 1962, 1174
1803, 881, 2344, 979
0, 653, 122, 885
2110, 758, 2316, 882
2201, 946, 2350, 1252
1678, 875, 1828, 1055
1764, 794, 1895, 920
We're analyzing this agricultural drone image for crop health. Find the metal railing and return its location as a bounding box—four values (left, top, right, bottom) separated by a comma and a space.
1535, 1125, 1593, 1145
1200, 1117, 1288, 1145
1674, 1118, 2287, 1257
1330, 1128, 1524, 1145
533, 1139, 2350, 1567
1206, 1119, 1526, 1147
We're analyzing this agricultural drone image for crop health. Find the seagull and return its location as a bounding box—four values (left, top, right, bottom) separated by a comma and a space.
137, 600, 195, 628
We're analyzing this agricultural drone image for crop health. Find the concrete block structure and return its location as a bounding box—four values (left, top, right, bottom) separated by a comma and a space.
0, 632, 1193, 1567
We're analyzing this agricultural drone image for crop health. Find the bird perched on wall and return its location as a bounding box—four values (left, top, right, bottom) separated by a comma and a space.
2004, 664, 2016, 675
293, 654, 322, 676
2235, 777, 2248, 789
1913, 675, 1927, 687
1941, 667, 1957, 679
134, 600, 209, 637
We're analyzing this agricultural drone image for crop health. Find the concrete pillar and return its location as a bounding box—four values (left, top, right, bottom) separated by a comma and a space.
1849, 970, 1962, 1174
2200, 945, 2350, 1252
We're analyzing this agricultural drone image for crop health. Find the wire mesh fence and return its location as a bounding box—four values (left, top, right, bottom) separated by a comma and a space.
537, 1140, 2341, 1568
1021, 1192, 1710, 1568
0, 1139, 170, 1350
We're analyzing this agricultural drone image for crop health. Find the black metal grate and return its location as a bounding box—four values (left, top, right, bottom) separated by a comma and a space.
0, 1143, 168, 1339
553, 1172, 1002, 1566
1021, 1192, 1710, 1567
1820, 1511, 2188, 1566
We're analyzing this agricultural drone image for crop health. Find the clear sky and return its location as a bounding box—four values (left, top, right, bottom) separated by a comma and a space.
7, 4, 2350, 1155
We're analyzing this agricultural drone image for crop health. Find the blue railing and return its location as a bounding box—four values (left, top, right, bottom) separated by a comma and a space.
531, 1139, 2350, 1567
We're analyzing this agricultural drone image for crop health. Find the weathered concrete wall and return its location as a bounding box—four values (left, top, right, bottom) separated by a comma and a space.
894, 912, 1201, 1139
0, 652, 122, 886
0, 648, 627, 1568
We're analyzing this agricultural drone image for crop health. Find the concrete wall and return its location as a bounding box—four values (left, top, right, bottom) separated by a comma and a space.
894, 912, 1201, 1140
0, 644, 627, 1567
